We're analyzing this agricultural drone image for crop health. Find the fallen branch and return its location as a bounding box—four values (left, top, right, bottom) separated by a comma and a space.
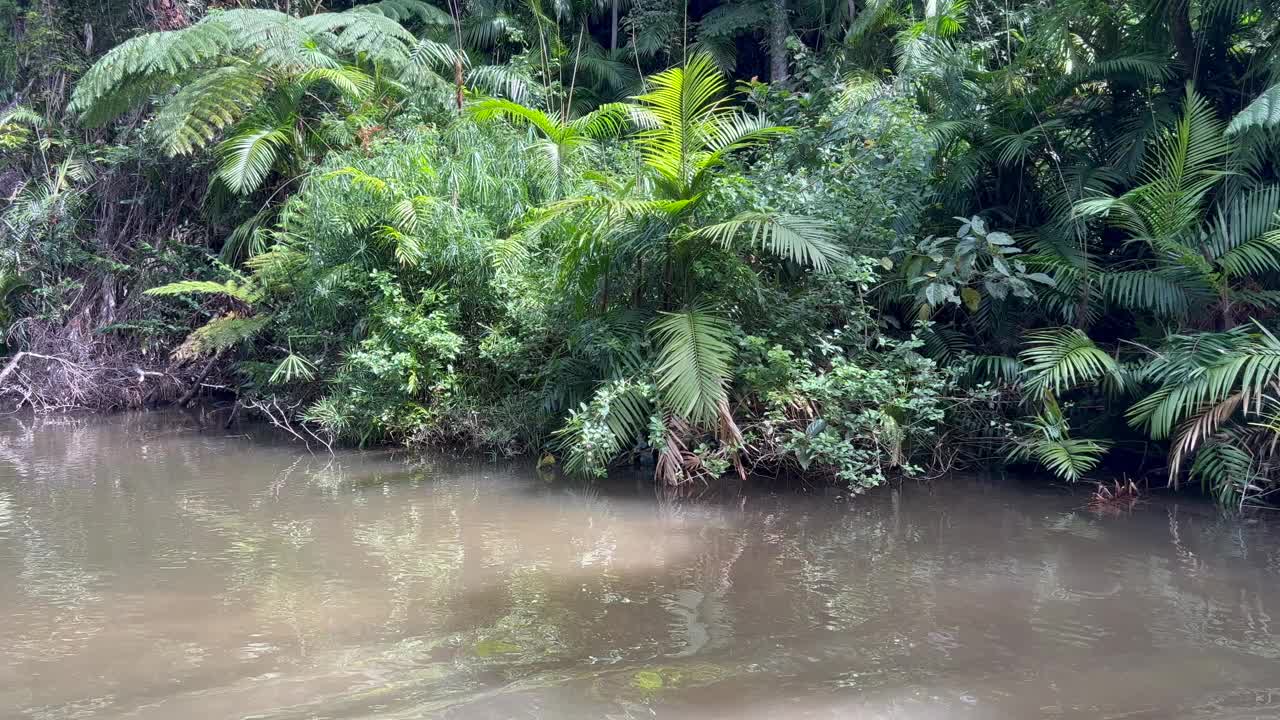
242, 395, 334, 455
0, 352, 84, 385
176, 350, 224, 407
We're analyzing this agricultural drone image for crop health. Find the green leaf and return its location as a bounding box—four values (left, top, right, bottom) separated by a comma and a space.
651, 308, 736, 424
216, 125, 292, 195
1021, 327, 1123, 397
1227, 83, 1280, 135
694, 212, 846, 271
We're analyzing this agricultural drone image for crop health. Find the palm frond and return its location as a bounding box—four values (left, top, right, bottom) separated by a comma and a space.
694, 212, 846, 271
1129, 324, 1280, 441
651, 307, 735, 424
1227, 83, 1280, 135
216, 125, 293, 195
1021, 327, 1123, 398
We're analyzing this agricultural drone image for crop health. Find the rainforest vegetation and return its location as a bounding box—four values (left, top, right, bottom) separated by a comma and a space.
4, 0, 1280, 505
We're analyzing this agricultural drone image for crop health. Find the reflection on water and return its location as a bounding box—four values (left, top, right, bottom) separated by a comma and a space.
1, 412, 1279, 719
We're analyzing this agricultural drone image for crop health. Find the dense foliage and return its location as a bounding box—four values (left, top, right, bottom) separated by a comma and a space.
5, 0, 1280, 505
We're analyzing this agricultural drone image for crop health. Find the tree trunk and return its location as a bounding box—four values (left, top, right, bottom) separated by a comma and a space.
145, 0, 190, 30
1167, 0, 1197, 81
454, 56, 465, 113
768, 0, 789, 85
846, 0, 857, 37
611, 0, 619, 52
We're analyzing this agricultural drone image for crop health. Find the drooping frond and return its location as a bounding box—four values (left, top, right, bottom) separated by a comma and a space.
146, 65, 268, 155
1206, 185, 1280, 278
300, 8, 418, 66
69, 17, 239, 122
173, 313, 271, 361
467, 64, 536, 104
360, 0, 454, 25
144, 278, 260, 304
216, 125, 293, 195
72, 6, 423, 146
694, 212, 846, 271
651, 307, 735, 424
406, 38, 463, 80
570, 102, 646, 138
1008, 433, 1111, 482
1021, 327, 1123, 398
1128, 325, 1280, 441
470, 98, 564, 139
296, 65, 375, 98
1097, 268, 1197, 317
554, 379, 656, 477
965, 354, 1025, 385
1227, 83, 1280, 135
697, 1, 768, 38
1187, 437, 1258, 505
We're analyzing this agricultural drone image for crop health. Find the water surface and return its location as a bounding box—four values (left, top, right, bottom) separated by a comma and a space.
1, 411, 1279, 719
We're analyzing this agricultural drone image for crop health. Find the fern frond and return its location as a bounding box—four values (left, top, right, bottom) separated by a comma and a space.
149, 64, 268, 155
70, 22, 234, 122
144, 279, 260, 304
174, 313, 270, 360
216, 125, 292, 195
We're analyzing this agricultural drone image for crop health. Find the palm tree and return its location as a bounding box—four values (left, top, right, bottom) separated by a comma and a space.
536, 53, 845, 480
1128, 325, 1280, 505
1076, 89, 1280, 330
468, 98, 634, 194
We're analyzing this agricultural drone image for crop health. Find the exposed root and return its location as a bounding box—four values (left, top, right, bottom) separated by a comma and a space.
1089, 478, 1144, 515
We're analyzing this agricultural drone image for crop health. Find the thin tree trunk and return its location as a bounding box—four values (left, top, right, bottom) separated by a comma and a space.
454, 56, 465, 113
611, 0, 619, 52
768, 0, 789, 85
1167, 0, 1197, 81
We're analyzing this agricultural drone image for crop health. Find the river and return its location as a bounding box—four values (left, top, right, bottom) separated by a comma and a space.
0, 411, 1278, 718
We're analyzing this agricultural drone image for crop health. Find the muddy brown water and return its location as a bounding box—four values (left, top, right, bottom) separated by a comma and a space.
1, 411, 1279, 719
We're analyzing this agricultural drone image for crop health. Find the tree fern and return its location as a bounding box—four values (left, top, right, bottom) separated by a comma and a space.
71, 5, 435, 175
173, 314, 271, 360
148, 65, 268, 155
